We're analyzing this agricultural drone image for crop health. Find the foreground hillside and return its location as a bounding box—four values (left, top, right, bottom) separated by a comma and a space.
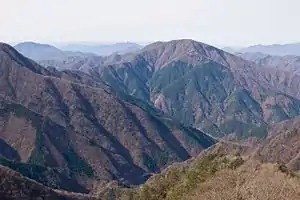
92, 114, 300, 200
2, 140, 300, 200
94, 142, 300, 200
0, 42, 215, 192
2, 127, 300, 200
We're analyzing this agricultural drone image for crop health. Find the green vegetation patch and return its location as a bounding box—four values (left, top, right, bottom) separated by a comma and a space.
113, 153, 244, 200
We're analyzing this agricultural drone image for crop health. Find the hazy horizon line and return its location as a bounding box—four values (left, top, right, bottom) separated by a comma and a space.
5, 39, 300, 49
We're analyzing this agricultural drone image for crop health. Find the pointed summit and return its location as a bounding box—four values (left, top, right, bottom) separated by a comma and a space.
139, 39, 247, 69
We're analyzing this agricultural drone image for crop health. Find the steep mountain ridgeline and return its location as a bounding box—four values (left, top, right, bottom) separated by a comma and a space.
0, 43, 215, 192
75, 40, 300, 140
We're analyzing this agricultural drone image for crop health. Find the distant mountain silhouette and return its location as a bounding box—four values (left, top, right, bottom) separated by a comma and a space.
14, 42, 66, 60
60, 42, 143, 56
237, 52, 300, 73
240, 43, 300, 56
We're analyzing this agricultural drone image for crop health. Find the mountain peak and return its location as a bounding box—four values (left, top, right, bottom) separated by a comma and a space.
14, 42, 63, 61
139, 39, 242, 70
143, 39, 207, 52
14, 41, 60, 49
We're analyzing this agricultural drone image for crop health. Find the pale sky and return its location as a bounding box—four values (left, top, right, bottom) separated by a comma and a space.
1, 0, 299, 46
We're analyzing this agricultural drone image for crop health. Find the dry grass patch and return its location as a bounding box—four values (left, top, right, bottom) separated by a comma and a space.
186, 162, 300, 200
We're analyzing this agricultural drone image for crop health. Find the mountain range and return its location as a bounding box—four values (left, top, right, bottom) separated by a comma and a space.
60, 42, 143, 56
239, 43, 300, 56
0, 42, 216, 193
237, 52, 300, 73
2, 39, 300, 199
37, 39, 300, 140
223, 42, 300, 56
13, 42, 142, 61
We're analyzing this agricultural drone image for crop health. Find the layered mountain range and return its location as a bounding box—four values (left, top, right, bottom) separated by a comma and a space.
239, 43, 300, 56
60, 42, 143, 56
37, 39, 300, 140
2, 39, 300, 199
237, 52, 300, 73
0, 42, 216, 193
14, 42, 142, 61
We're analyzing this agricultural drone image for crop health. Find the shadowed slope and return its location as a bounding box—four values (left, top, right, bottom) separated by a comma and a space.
0, 43, 215, 192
